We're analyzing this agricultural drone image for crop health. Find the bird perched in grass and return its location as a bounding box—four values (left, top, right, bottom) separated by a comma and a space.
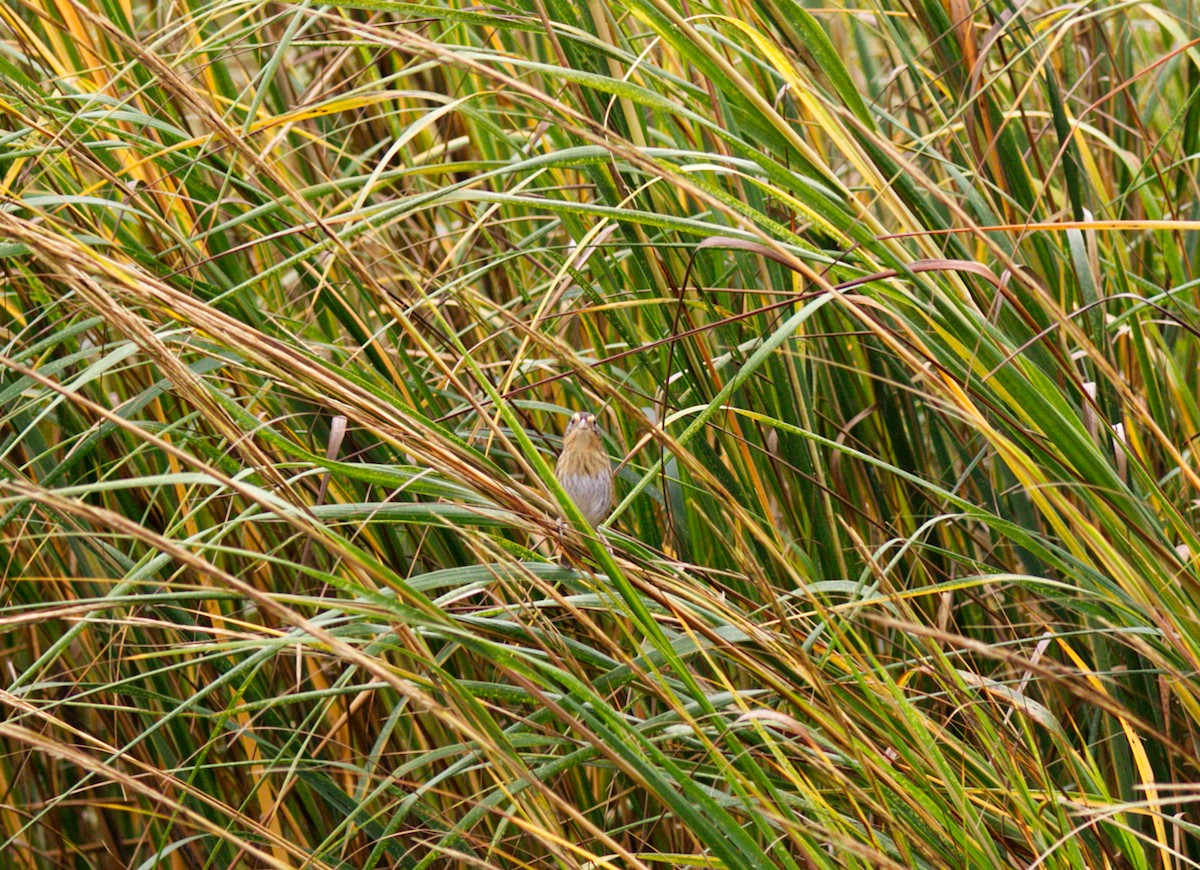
554, 411, 613, 528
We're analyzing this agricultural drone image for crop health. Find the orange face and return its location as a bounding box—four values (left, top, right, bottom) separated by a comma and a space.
559, 413, 608, 476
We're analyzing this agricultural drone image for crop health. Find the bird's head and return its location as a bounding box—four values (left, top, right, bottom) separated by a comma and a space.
561, 412, 607, 468
565, 411, 599, 437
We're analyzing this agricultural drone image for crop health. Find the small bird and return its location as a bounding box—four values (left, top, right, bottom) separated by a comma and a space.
554, 411, 613, 528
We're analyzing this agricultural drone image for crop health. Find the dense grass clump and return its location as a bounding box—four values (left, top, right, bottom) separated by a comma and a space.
2, 0, 1200, 867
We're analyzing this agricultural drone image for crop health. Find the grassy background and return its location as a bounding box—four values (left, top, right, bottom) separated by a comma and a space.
2, 0, 1200, 867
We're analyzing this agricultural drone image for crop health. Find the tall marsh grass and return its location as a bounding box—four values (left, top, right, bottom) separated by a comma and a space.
2, 0, 1200, 866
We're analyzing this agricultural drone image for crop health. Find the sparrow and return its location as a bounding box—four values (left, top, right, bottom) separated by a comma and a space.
554, 411, 613, 528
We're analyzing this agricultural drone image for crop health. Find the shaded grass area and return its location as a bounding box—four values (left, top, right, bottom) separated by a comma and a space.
2, 0, 1200, 867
